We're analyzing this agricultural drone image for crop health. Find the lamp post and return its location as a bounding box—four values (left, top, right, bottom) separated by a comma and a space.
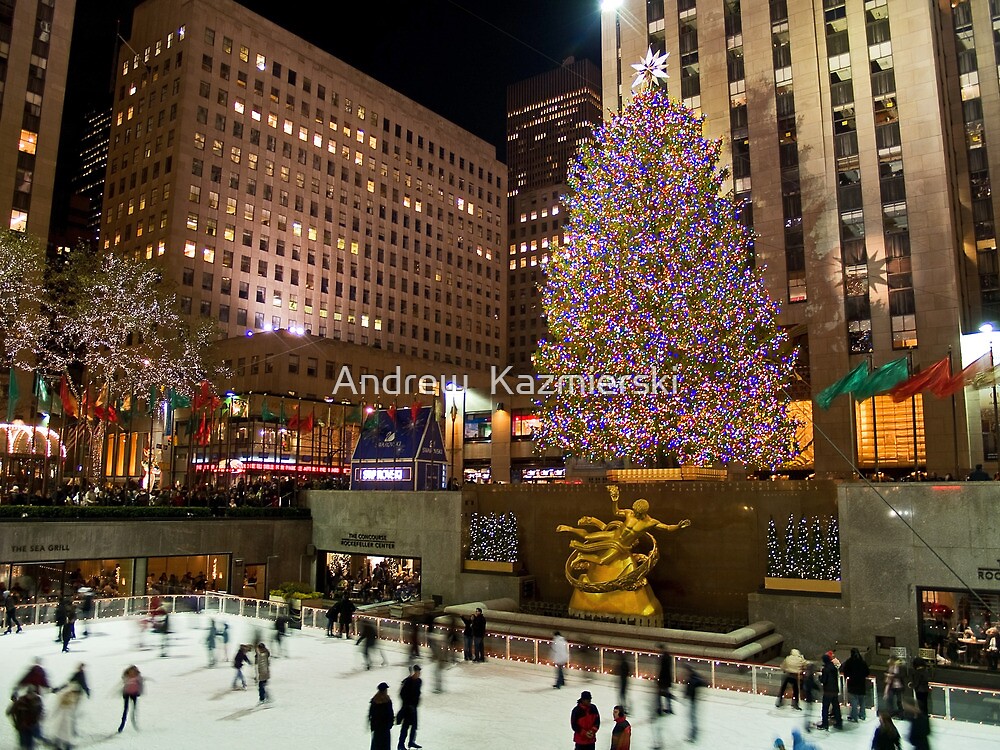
445, 382, 464, 485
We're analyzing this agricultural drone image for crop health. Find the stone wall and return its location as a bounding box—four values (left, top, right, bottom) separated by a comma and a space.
303, 490, 520, 606
750, 482, 1000, 657
465, 481, 838, 619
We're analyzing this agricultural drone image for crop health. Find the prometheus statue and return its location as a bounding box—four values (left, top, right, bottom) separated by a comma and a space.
556, 486, 691, 624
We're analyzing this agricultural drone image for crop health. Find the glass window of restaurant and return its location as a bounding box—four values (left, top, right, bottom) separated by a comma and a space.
145, 554, 231, 595
320, 551, 421, 603
0, 558, 135, 602
918, 587, 1000, 669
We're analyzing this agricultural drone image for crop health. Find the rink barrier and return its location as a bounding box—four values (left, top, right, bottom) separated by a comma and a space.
8, 592, 1000, 727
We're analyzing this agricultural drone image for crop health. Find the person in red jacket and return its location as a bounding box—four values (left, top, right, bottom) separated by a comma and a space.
571, 690, 601, 750
610, 705, 631, 749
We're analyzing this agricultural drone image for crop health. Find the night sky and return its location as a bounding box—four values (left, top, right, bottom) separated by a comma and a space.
61, 0, 603, 159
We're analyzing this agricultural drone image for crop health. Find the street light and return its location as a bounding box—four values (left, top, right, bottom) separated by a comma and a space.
601, 0, 624, 11
445, 382, 465, 486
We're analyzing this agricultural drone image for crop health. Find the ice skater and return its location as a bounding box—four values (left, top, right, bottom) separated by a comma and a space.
616, 653, 631, 712
655, 644, 673, 715
610, 705, 631, 749
369, 681, 394, 750
683, 664, 706, 743
255, 642, 271, 703
570, 690, 600, 750
775, 648, 805, 710
48, 682, 83, 750
117, 665, 143, 733
357, 620, 387, 670
397, 664, 422, 749
551, 631, 569, 689
232, 644, 252, 690
205, 618, 218, 667
6, 685, 42, 749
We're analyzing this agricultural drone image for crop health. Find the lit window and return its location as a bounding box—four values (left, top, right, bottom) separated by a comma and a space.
355, 151, 363, 165
256, 53, 265, 71
251, 107, 261, 121
234, 98, 245, 114
298, 126, 307, 141
361, 314, 369, 328
239, 45, 248, 62
184, 241, 196, 258
9, 210, 27, 231
186, 213, 199, 231
313, 133, 322, 147
283, 119, 293, 135
18, 130, 37, 154
178, 25, 186, 40
158, 241, 166, 256
356, 129, 364, 143
272, 292, 282, 307
268, 113, 277, 128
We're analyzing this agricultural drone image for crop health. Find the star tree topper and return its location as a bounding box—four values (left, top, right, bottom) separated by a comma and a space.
631, 46, 669, 91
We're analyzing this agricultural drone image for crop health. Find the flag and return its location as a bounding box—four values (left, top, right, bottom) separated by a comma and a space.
890, 357, 951, 402
931, 351, 992, 398
169, 389, 191, 409
852, 358, 909, 401
6, 367, 19, 421
287, 405, 300, 431
193, 379, 212, 410
34, 374, 50, 410
815, 362, 869, 410
278, 400, 287, 425
387, 403, 397, 424
148, 386, 159, 416
59, 375, 78, 418
300, 410, 314, 433
261, 398, 276, 422
410, 400, 422, 423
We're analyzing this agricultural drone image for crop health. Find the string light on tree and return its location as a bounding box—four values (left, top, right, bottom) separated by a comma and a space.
468, 512, 519, 563
532, 49, 797, 467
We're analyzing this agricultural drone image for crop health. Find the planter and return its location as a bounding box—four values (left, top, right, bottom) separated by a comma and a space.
764, 577, 841, 594
463, 559, 517, 574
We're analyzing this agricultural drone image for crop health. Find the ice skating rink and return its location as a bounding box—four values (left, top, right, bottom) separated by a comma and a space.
1, 613, 998, 749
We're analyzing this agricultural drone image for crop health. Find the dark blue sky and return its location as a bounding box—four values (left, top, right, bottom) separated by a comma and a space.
65, 0, 604, 155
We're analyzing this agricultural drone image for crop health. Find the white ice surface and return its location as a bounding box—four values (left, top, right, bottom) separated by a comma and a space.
1, 613, 998, 749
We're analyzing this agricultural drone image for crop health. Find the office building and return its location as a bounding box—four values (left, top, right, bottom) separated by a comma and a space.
104, 0, 506, 374
74, 107, 111, 243
0, 0, 75, 239
506, 58, 602, 370
602, 0, 1000, 477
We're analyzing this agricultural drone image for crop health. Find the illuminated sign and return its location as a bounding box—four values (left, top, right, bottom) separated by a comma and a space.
357, 467, 412, 482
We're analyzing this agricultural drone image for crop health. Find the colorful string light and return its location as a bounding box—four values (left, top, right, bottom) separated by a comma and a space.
533, 85, 798, 468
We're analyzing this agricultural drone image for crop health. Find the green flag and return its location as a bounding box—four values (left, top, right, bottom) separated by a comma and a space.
852, 357, 910, 402
169, 389, 191, 409
34, 374, 50, 410
815, 362, 869, 410
7, 367, 19, 421
261, 398, 275, 422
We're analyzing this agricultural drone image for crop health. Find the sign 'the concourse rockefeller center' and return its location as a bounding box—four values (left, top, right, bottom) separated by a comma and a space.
339, 532, 396, 551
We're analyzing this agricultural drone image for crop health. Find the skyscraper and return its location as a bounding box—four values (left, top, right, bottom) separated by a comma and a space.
75, 107, 111, 243
602, 0, 1000, 477
506, 58, 602, 370
0, 0, 76, 239
104, 0, 506, 373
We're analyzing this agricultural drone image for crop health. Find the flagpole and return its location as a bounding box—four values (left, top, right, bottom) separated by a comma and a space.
949, 347, 959, 477
908, 351, 918, 476
869, 356, 880, 479
990, 343, 999, 474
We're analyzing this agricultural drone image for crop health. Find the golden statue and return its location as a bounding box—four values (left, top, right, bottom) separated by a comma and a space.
556, 486, 691, 624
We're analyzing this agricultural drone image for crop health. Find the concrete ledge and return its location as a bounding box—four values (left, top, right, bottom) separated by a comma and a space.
444, 602, 782, 662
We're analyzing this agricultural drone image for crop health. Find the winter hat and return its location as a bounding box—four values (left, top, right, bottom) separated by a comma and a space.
822, 653, 832, 663
377, 682, 389, 690
580, 691, 592, 700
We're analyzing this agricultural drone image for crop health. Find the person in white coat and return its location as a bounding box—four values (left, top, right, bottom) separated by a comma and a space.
551, 631, 569, 689
48, 682, 83, 750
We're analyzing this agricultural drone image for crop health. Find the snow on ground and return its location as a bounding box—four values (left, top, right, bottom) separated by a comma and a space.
1, 613, 997, 749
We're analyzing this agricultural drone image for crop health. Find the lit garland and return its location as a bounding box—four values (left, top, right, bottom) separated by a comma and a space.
533, 84, 797, 467
766, 516, 783, 577
468, 512, 519, 563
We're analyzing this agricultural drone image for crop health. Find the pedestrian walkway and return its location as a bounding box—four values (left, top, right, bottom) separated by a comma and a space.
1, 614, 997, 749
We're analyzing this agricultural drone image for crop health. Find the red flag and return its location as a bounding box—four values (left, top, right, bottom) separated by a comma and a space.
931, 352, 992, 398
193, 380, 212, 410
300, 412, 314, 433
80, 386, 92, 420
387, 404, 397, 423
410, 400, 421, 423
890, 357, 951, 402
195, 412, 209, 445
287, 405, 300, 431
59, 375, 78, 418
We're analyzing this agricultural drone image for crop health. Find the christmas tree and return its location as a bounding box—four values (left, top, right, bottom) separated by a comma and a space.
781, 513, 797, 577
766, 516, 783, 577
533, 49, 797, 467
823, 517, 841, 580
